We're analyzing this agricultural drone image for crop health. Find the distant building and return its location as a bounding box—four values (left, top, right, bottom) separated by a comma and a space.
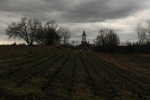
81, 30, 87, 44
76, 30, 92, 51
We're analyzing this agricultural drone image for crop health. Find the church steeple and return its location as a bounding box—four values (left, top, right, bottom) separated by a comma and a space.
81, 30, 87, 44
82, 30, 86, 36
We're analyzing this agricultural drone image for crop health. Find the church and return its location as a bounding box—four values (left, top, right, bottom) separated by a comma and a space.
76, 30, 92, 51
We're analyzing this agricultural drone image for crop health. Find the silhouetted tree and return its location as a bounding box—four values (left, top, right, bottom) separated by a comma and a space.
5, 17, 42, 46
59, 27, 71, 47
136, 21, 150, 45
35, 20, 61, 45
12, 42, 17, 45
94, 29, 120, 53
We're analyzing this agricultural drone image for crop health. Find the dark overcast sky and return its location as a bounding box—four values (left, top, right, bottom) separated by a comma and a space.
0, 0, 150, 44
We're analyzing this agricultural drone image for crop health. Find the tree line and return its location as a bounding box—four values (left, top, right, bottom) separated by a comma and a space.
5, 17, 71, 47
93, 29, 120, 53
92, 20, 150, 53
5, 17, 150, 53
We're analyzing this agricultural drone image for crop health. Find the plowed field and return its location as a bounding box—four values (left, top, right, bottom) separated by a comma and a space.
0, 46, 150, 100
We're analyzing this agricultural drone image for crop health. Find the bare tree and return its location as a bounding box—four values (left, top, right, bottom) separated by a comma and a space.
136, 23, 146, 44
95, 29, 109, 46
5, 17, 42, 46
136, 21, 150, 45
60, 27, 71, 47
94, 29, 120, 52
105, 29, 120, 46
35, 20, 61, 45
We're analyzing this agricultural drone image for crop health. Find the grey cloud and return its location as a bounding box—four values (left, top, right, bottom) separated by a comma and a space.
0, 0, 149, 44
62, 0, 149, 22
0, 0, 149, 23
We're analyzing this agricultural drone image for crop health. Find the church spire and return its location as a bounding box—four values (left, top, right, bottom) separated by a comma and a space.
82, 30, 86, 36
81, 30, 87, 44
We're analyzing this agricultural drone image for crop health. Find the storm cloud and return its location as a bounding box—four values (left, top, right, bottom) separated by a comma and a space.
0, 0, 150, 44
